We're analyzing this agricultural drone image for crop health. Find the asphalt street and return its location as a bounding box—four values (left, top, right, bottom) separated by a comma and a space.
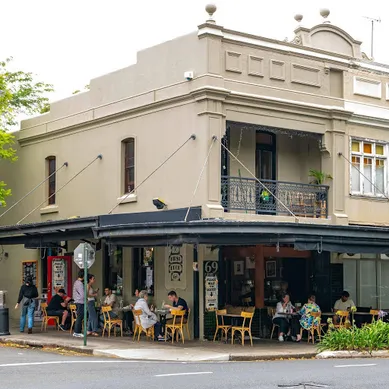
0, 346, 387, 389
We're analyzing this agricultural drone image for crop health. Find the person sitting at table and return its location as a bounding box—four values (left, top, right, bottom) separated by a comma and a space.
99, 286, 118, 326
299, 294, 321, 339
273, 293, 299, 342
134, 290, 164, 341
164, 291, 189, 324
47, 288, 71, 332
333, 291, 355, 324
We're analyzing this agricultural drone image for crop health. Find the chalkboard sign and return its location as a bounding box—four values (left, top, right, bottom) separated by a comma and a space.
22, 260, 38, 286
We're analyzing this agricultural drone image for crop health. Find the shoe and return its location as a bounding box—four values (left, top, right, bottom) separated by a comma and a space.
59, 325, 66, 332
73, 333, 83, 338
278, 335, 284, 342
28, 328, 32, 334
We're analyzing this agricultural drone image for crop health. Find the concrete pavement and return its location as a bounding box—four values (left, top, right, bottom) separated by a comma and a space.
0, 346, 387, 389
1, 324, 317, 361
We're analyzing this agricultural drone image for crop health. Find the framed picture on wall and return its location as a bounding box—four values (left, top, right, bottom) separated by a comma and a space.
266, 261, 277, 278
234, 260, 244, 276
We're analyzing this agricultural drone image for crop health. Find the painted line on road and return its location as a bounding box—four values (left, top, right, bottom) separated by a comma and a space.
334, 363, 377, 368
155, 372, 213, 377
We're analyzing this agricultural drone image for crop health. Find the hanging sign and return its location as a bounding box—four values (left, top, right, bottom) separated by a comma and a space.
204, 260, 219, 311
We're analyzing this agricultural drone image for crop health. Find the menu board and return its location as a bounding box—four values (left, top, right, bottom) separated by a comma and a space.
51, 258, 67, 296
22, 260, 38, 286
204, 260, 219, 311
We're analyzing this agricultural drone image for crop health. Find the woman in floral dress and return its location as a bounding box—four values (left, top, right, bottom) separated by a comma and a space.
299, 294, 321, 331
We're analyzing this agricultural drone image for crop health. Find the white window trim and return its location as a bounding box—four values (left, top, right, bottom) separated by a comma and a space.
350, 138, 388, 198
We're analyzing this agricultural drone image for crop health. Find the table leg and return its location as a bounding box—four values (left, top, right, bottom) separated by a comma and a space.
160, 314, 167, 336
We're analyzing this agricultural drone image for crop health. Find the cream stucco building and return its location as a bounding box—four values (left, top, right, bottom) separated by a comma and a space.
2, 6, 389, 338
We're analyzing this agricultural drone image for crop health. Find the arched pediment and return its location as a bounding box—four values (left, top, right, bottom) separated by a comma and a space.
294, 24, 362, 58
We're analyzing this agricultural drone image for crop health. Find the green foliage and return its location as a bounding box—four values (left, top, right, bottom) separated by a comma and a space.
0, 57, 53, 206
318, 320, 389, 354
308, 169, 333, 185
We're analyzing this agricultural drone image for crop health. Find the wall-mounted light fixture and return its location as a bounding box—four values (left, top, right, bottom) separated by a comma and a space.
152, 198, 167, 210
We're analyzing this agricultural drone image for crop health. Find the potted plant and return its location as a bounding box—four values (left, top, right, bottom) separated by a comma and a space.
309, 169, 332, 201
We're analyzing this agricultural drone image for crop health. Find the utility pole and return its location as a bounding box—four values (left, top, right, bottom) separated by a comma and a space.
363, 16, 381, 59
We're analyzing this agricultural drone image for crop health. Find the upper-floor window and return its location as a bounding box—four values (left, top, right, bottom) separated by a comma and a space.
46, 156, 56, 204
123, 138, 135, 194
351, 139, 386, 197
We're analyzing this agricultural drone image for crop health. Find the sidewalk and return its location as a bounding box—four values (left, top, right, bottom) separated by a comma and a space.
0, 324, 318, 362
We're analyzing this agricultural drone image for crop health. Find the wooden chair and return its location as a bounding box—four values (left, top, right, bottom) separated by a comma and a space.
334, 311, 349, 329
300, 311, 322, 344
184, 308, 191, 340
101, 306, 123, 337
165, 310, 185, 344
370, 309, 380, 322
132, 309, 154, 342
69, 304, 77, 334
40, 302, 59, 332
231, 311, 254, 346
213, 309, 231, 342
242, 297, 252, 307
269, 308, 279, 339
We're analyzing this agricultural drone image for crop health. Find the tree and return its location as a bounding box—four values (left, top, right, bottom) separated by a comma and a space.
0, 57, 53, 206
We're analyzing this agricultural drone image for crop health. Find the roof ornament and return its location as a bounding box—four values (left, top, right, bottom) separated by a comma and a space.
294, 14, 303, 24
320, 8, 331, 24
205, 3, 217, 24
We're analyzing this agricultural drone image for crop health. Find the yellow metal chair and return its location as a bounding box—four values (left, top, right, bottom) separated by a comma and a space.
69, 304, 77, 334
370, 309, 380, 322
132, 309, 155, 342
165, 310, 185, 344
213, 309, 231, 342
40, 302, 59, 332
101, 306, 123, 337
231, 311, 254, 346
300, 311, 323, 344
269, 307, 279, 339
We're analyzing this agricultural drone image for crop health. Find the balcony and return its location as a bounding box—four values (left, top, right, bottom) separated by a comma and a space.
221, 176, 329, 218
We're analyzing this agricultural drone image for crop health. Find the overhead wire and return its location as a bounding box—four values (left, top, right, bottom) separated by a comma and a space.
17, 155, 103, 225
0, 162, 68, 220
218, 139, 298, 220
184, 136, 217, 222
108, 134, 196, 214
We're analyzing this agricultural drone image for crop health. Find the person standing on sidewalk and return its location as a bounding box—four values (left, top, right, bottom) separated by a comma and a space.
15, 276, 39, 334
72, 270, 85, 338
87, 274, 99, 337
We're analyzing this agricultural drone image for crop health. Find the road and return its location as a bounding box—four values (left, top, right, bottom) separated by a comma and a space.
0, 346, 387, 389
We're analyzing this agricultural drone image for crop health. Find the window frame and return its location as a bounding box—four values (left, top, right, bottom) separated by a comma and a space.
132, 247, 154, 296
46, 156, 56, 205
350, 138, 387, 198
123, 138, 135, 195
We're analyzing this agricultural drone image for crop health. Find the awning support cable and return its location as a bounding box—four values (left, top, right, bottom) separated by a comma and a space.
108, 134, 196, 214
17, 155, 103, 225
338, 152, 389, 200
219, 139, 298, 221
184, 136, 217, 222
0, 162, 69, 220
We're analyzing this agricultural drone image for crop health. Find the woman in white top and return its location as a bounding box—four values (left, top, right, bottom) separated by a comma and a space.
273, 293, 300, 342
87, 274, 99, 336
134, 290, 164, 341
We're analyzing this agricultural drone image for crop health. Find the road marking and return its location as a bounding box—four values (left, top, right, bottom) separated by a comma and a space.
155, 372, 213, 377
334, 363, 377, 368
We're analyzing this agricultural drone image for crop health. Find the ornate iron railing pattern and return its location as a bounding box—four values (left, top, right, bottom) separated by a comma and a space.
221, 176, 329, 218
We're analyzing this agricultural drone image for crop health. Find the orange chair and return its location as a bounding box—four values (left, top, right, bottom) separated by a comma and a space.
213, 309, 231, 342
132, 309, 155, 342
165, 310, 185, 344
231, 311, 254, 346
101, 306, 123, 337
40, 302, 59, 331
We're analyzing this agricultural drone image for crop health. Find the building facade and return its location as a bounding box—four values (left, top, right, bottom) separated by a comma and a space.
2, 6, 389, 338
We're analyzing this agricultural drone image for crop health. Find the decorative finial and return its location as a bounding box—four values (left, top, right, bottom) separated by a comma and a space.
205, 3, 217, 24
294, 14, 303, 24
320, 8, 330, 23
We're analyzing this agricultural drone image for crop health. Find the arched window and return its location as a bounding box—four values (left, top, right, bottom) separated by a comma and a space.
123, 138, 135, 193
46, 156, 56, 205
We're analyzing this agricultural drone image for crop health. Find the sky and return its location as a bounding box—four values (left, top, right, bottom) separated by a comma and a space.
2, 0, 389, 105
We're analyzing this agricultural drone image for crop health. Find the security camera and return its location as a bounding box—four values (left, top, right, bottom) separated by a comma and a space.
184, 71, 194, 81
152, 198, 167, 210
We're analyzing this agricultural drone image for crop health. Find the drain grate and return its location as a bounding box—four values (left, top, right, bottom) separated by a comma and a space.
278, 383, 329, 388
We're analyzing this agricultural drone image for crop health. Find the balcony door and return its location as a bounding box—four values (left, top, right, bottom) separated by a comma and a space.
256, 131, 276, 214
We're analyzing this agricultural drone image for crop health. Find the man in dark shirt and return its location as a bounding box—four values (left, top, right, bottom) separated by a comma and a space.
47, 289, 70, 331
165, 291, 189, 323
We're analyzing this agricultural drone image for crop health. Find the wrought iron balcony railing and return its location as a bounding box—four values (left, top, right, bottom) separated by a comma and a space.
221, 176, 329, 218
